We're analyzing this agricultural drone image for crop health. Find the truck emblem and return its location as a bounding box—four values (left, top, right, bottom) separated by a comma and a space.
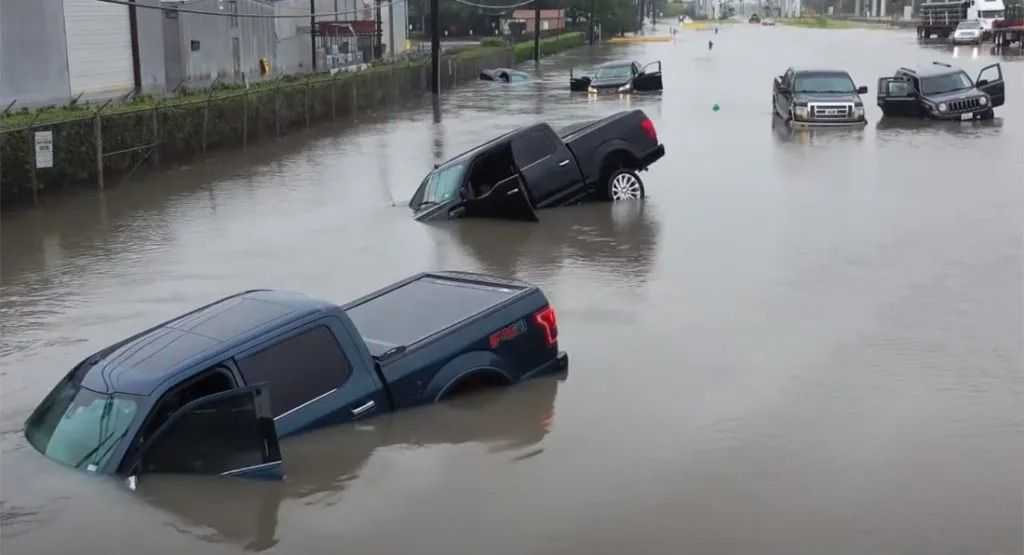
490, 320, 528, 349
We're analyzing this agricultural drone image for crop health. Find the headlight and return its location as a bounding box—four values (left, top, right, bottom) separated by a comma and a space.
938, 102, 948, 112
979, 96, 988, 106
854, 106, 865, 118
617, 83, 632, 93
588, 86, 598, 94
794, 106, 809, 119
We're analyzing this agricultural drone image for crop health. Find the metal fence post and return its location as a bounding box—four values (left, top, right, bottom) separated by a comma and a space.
242, 89, 249, 149
0, 132, 4, 206
304, 80, 311, 129
351, 78, 358, 117
275, 83, 282, 137
331, 78, 337, 121
27, 126, 38, 204
151, 104, 160, 167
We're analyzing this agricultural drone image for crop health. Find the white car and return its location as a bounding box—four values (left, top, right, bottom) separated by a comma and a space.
953, 20, 984, 44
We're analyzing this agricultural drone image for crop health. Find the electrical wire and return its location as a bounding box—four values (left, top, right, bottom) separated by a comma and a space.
93, 0, 408, 19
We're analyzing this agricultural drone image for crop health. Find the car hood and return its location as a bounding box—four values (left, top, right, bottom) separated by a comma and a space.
924, 88, 983, 102
792, 92, 861, 104
590, 77, 631, 89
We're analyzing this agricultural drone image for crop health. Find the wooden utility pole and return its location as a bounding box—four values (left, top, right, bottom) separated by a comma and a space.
310, 0, 317, 71
589, 0, 596, 44
533, 0, 541, 62
431, 0, 440, 93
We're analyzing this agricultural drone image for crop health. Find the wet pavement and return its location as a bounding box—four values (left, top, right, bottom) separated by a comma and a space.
2, 24, 1023, 555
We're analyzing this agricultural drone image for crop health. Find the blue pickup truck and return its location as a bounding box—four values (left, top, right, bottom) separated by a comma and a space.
24, 272, 567, 479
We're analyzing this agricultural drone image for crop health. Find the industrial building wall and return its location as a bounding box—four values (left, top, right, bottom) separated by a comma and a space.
63, 0, 134, 96
0, 0, 72, 106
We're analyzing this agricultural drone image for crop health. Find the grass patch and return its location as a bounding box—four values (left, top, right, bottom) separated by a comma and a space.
780, 16, 894, 29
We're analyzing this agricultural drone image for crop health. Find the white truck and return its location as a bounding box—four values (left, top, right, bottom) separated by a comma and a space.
969, 0, 1006, 35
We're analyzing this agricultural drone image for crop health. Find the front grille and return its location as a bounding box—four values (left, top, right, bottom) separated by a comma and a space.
948, 97, 981, 112
809, 104, 853, 120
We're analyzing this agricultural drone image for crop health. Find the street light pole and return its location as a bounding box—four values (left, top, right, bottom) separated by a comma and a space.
589, 0, 596, 44
310, 0, 317, 71
431, 0, 440, 93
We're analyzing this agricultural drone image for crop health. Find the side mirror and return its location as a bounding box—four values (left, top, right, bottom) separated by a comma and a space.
857, 85, 868, 94
977, 79, 989, 86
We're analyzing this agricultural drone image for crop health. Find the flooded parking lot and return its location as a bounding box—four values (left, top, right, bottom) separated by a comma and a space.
2, 24, 1023, 555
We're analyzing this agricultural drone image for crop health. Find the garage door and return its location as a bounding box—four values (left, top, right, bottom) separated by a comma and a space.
63, 0, 133, 95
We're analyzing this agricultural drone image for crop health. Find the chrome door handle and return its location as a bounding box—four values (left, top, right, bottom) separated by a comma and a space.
351, 400, 376, 417
558, 159, 571, 167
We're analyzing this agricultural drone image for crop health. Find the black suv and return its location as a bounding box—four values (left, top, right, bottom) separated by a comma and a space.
772, 68, 869, 126
877, 62, 1005, 120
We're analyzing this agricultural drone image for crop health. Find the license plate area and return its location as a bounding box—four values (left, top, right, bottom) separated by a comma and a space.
960, 113, 974, 121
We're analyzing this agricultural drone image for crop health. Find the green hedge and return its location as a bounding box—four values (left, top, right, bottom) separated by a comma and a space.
512, 32, 586, 63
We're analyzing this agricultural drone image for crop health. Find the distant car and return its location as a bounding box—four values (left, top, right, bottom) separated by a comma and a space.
24, 273, 568, 479
952, 19, 984, 44
480, 68, 529, 82
762, 17, 777, 25
569, 60, 663, 94
877, 62, 1005, 119
409, 110, 665, 221
773, 67, 869, 126
749, 13, 761, 22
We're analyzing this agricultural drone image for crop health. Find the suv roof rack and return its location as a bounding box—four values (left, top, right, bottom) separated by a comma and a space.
932, 61, 953, 67
898, 66, 917, 74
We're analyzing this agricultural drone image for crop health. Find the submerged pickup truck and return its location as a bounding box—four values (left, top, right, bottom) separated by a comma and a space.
410, 109, 665, 222
24, 272, 567, 479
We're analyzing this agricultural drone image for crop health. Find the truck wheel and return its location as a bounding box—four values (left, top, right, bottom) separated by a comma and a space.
607, 169, 645, 201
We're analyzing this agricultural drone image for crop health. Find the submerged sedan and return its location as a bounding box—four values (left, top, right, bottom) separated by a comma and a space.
570, 60, 663, 94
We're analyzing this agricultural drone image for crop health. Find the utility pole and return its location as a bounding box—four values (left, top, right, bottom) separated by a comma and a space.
431, 0, 440, 93
589, 0, 596, 44
376, 0, 384, 59
533, 0, 541, 62
310, 0, 317, 71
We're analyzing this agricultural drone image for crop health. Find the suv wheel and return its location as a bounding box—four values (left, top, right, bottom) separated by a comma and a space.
607, 169, 645, 201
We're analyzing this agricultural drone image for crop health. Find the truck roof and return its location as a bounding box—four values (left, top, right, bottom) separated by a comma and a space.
898, 64, 963, 77
80, 290, 333, 395
344, 273, 529, 357
790, 68, 853, 76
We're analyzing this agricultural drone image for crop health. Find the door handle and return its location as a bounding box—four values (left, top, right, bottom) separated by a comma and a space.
558, 159, 571, 167
351, 400, 376, 417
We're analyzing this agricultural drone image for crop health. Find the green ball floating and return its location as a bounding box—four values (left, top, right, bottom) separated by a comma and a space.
712, 104, 720, 112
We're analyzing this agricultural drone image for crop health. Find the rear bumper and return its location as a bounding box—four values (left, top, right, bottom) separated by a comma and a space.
523, 351, 569, 380
641, 144, 666, 168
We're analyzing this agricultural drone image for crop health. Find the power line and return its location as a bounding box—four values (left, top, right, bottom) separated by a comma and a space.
93, 0, 407, 19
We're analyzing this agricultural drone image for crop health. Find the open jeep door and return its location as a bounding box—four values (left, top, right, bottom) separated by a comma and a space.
976, 63, 1005, 108
877, 77, 918, 117
133, 385, 283, 479
569, 68, 591, 92
634, 61, 663, 92
460, 174, 539, 221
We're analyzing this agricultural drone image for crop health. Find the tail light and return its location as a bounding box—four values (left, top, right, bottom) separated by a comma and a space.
641, 118, 658, 142
534, 306, 558, 347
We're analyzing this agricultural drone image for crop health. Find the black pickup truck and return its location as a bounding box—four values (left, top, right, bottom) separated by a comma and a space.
877, 62, 1005, 120
410, 110, 665, 222
24, 272, 567, 479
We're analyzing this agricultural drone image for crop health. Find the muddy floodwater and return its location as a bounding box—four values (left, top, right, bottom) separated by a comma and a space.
2, 25, 1023, 555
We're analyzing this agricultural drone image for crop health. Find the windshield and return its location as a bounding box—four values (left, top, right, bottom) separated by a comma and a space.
957, 20, 982, 28
25, 379, 139, 471
415, 163, 466, 209
593, 65, 633, 81
920, 72, 973, 94
979, 10, 1003, 17
793, 73, 856, 93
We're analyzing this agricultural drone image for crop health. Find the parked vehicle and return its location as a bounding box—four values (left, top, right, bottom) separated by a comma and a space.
569, 60, 663, 94
772, 68, 869, 126
409, 110, 665, 222
762, 17, 777, 25
969, 0, 1006, 34
952, 19, 985, 43
480, 68, 529, 82
877, 62, 1005, 119
749, 13, 762, 22
24, 272, 569, 479
917, 0, 970, 39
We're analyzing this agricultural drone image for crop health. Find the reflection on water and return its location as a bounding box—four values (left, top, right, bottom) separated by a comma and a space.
135, 378, 562, 552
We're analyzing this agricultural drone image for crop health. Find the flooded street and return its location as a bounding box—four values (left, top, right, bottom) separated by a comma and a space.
3, 24, 1023, 554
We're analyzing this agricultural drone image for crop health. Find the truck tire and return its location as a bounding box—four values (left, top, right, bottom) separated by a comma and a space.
607, 169, 645, 201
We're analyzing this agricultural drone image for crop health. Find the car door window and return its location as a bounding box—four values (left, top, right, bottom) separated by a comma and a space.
237, 325, 352, 418
977, 64, 1002, 85
888, 80, 911, 97
139, 387, 280, 475
511, 127, 558, 169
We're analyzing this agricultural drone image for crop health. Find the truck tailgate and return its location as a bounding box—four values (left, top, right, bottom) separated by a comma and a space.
345, 274, 528, 357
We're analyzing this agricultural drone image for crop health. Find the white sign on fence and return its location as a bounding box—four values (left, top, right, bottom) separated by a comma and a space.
35, 131, 53, 169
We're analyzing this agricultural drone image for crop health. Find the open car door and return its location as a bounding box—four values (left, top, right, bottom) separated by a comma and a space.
634, 61, 663, 92
569, 68, 591, 92
976, 64, 1005, 108
460, 174, 538, 221
134, 385, 283, 479
877, 77, 918, 117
